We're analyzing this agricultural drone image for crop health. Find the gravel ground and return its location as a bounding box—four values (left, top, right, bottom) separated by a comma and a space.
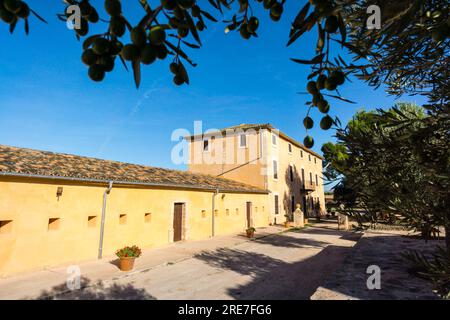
311, 230, 443, 300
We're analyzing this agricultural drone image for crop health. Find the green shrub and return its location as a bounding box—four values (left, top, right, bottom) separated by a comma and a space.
115, 245, 142, 258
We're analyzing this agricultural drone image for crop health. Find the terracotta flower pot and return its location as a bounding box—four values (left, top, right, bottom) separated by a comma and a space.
119, 257, 136, 271
246, 230, 255, 238
284, 222, 290, 228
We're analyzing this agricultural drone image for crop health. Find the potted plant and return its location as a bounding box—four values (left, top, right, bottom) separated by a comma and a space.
115, 245, 142, 271
246, 227, 256, 238
284, 214, 290, 228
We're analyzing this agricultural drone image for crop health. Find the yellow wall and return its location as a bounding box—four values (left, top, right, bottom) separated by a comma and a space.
0, 177, 269, 277
187, 127, 326, 224
188, 130, 266, 189
266, 130, 326, 223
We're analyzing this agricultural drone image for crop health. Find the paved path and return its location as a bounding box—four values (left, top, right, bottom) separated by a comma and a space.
0, 223, 360, 300
311, 230, 443, 300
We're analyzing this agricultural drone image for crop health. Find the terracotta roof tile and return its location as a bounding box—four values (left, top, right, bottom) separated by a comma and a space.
0, 145, 268, 193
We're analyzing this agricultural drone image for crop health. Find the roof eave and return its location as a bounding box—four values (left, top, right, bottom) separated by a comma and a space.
184, 124, 324, 160
0, 172, 269, 194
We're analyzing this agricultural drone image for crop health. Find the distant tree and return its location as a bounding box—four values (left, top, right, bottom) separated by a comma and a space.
1, 0, 448, 143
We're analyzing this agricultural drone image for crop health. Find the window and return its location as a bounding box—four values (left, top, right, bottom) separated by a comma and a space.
88, 215, 97, 227
48, 218, 60, 231
315, 174, 318, 186
273, 160, 278, 179
226, 209, 230, 216
144, 213, 152, 223
272, 133, 277, 146
288, 143, 292, 153
300, 150, 303, 158
0, 220, 13, 234
274, 195, 279, 215
314, 157, 317, 164
289, 165, 294, 182
119, 214, 127, 225
235, 208, 239, 215
214, 209, 219, 217
310, 172, 313, 183
308, 154, 311, 161
301, 168, 305, 185
203, 139, 209, 152
239, 134, 247, 148
201, 210, 207, 218
291, 196, 295, 212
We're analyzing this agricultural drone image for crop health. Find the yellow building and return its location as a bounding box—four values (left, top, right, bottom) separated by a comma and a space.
0, 145, 269, 277
187, 124, 325, 224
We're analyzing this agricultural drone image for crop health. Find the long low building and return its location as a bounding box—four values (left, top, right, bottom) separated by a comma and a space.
0, 145, 270, 276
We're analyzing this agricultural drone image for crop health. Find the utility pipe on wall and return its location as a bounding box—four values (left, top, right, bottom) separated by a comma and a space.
98, 181, 113, 259
211, 188, 219, 237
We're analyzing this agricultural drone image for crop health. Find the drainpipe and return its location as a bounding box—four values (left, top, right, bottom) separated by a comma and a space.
98, 181, 113, 259
211, 188, 219, 237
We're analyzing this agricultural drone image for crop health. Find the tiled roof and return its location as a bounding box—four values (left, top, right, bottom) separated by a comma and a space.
0, 145, 268, 193
186, 123, 324, 160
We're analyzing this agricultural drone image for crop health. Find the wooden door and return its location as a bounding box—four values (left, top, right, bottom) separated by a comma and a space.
173, 203, 183, 242
246, 202, 252, 228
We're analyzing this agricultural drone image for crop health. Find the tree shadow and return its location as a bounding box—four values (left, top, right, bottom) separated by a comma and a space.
282, 166, 302, 221
36, 277, 156, 300
281, 165, 321, 221
194, 248, 284, 277
316, 235, 442, 300
253, 233, 330, 249
292, 226, 351, 237
194, 245, 353, 299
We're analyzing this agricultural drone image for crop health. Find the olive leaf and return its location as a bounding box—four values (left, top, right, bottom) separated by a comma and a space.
291, 53, 325, 65
132, 59, 141, 89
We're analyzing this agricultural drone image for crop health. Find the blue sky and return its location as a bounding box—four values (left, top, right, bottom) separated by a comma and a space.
0, 1, 426, 173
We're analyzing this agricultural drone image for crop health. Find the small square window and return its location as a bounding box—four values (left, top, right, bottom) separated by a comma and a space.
119, 214, 127, 225
0, 220, 13, 234
48, 218, 60, 231
226, 209, 230, 216
214, 209, 219, 217
235, 208, 239, 215
239, 134, 247, 148
88, 215, 97, 228
145, 213, 152, 223
262, 206, 265, 212
201, 210, 207, 218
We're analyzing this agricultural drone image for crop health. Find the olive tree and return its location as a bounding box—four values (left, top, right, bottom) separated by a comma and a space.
322, 103, 450, 254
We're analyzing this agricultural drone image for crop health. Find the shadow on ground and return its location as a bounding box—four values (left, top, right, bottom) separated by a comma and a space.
194, 244, 352, 299
290, 226, 363, 243
36, 277, 155, 300
315, 234, 442, 300
253, 233, 330, 249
